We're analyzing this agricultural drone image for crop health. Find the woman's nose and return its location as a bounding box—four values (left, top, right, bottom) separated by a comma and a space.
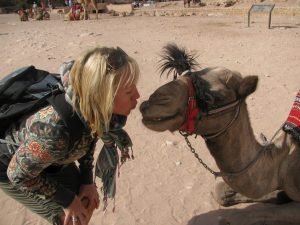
134, 87, 140, 100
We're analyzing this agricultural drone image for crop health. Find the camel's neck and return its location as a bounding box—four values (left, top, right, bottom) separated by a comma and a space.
204, 102, 292, 197
206, 102, 259, 170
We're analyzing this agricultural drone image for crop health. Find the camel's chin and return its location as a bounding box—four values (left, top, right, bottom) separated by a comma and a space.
141, 114, 184, 132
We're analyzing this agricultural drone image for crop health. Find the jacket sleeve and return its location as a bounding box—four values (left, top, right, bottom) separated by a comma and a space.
6, 106, 75, 208
77, 139, 97, 184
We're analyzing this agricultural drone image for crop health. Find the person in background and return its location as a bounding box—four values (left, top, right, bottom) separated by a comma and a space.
0, 46, 140, 225
48, 0, 53, 11
32, 1, 38, 16
41, 1, 46, 10
33, 1, 37, 9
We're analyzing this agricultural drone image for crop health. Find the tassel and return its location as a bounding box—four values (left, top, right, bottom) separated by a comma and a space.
94, 114, 133, 211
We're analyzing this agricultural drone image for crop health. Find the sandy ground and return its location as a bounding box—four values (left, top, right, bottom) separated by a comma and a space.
0, 4, 300, 225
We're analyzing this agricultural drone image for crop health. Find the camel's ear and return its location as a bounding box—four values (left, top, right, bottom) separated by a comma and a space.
238, 76, 258, 98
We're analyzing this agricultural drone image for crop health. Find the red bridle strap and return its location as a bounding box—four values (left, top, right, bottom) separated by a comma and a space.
179, 78, 199, 134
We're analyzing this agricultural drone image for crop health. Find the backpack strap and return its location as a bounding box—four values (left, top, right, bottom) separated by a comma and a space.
47, 93, 89, 150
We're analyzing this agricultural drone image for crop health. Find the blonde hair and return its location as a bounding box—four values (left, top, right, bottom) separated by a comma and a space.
69, 46, 140, 136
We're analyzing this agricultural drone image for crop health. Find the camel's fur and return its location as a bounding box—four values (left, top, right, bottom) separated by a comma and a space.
76, 0, 98, 20
140, 43, 300, 225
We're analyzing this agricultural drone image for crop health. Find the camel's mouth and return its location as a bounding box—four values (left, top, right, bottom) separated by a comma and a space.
142, 113, 178, 123
141, 112, 184, 132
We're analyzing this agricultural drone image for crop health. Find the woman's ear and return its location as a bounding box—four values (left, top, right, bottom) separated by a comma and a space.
238, 76, 258, 98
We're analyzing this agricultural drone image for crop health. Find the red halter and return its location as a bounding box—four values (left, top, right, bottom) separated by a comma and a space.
179, 77, 199, 134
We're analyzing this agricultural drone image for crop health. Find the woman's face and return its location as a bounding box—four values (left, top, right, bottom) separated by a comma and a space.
113, 83, 140, 116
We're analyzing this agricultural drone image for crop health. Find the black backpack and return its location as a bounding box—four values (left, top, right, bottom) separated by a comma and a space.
0, 65, 87, 148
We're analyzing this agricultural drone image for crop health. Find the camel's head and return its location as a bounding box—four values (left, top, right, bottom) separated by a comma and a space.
140, 44, 258, 134
140, 77, 189, 132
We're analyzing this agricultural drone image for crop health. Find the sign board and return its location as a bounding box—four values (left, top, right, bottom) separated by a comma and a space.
250, 4, 275, 12
248, 4, 275, 29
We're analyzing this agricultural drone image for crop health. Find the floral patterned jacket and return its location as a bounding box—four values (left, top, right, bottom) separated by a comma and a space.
2, 104, 95, 208
1, 63, 96, 208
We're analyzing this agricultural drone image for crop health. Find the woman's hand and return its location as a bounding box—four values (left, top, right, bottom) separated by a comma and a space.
63, 195, 89, 225
62, 184, 99, 225
78, 183, 100, 210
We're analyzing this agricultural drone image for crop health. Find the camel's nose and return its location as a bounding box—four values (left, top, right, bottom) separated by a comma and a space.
139, 101, 149, 114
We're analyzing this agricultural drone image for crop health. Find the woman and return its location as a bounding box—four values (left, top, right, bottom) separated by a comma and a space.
0, 46, 140, 225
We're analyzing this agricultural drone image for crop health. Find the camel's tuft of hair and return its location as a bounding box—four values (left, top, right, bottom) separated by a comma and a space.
158, 43, 199, 79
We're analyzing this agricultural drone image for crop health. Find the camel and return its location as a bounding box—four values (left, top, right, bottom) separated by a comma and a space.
64, 3, 87, 21
36, 10, 50, 20
76, 0, 98, 20
17, 9, 29, 21
26, 8, 34, 19
139, 43, 300, 225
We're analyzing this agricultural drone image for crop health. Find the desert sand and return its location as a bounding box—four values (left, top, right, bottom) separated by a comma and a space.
0, 2, 299, 224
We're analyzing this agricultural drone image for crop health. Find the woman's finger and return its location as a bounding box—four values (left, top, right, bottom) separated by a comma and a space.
71, 215, 80, 225
64, 214, 71, 225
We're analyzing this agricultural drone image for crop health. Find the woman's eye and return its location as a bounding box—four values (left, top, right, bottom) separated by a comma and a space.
126, 88, 134, 94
